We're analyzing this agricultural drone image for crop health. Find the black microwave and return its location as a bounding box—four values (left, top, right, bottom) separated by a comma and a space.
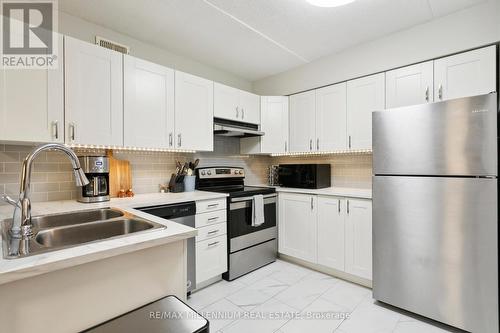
278, 164, 331, 189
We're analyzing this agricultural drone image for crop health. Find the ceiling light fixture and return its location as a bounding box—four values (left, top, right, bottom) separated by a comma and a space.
305, 0, 356, 8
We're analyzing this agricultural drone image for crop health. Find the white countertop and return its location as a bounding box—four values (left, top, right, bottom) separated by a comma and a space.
249, 185, 372, 199
0, 191, 228, 285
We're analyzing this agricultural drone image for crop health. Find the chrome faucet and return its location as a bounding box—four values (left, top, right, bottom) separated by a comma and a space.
1, 143, 89, 238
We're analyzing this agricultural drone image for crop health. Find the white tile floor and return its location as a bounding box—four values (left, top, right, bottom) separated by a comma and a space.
188, 260, 464, 333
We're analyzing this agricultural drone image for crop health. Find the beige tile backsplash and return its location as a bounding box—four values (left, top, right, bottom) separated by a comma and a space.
0, 137, 372, 206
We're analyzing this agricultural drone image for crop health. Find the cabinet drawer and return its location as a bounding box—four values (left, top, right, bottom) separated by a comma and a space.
196, 222, 227, 242
196, 235, 228, 284
196, 198, 226, 214
195, 210, 227, 228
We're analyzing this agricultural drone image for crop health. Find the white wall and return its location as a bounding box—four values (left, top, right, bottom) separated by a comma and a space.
58, 12, 253, 92
253, 1, 500, 95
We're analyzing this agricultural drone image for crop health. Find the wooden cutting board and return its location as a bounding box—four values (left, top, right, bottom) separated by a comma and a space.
106, 150, 132, 198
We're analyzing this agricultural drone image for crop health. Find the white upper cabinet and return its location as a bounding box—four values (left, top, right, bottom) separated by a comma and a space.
347, 73, 385, 150
214, 82, 260, 124
240, 96, 288, 154
315, 83, 347, 151
64, 36, 123, 146
0, 34, 64, 144
278, 192, 317, 263
261, 96, 289, 153
434, 46, 496, 101
123, 55, 174, 149
175, 71, 214, 151
214, 83, 240, 121
317, 196, 345, 271
345, 198, 372, 280
289, 91, 316, 153
239, 90, 260, 124
386, 61, 434, 109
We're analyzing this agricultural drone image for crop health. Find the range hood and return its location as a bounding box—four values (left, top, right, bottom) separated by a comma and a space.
213, 118, 264, 138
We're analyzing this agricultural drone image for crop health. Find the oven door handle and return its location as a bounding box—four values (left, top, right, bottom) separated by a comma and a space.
230, 193, 277, 203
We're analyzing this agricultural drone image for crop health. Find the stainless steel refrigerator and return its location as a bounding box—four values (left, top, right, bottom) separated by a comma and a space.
372, 93, 498, 333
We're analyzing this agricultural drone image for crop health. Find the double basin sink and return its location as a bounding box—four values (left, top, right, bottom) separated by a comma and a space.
1, 208, 166, 259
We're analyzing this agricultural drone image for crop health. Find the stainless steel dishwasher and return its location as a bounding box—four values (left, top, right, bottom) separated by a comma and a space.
137, 202, 196, 294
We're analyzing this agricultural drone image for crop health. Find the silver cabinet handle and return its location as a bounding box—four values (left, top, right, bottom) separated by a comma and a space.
347, 200, 350, 215
425, 86, 429, 102
309, 139, 312, 151
177, 134, 182, 147
69, 123, 76, 142
169, 133, 173, 147
208, 241, 220, 247
242, 109, 245, 119
236, 106, 239, 118
207, 229, 219, 235
310, 197, 314, 210
207, 216, 219, 221
338, 199, 341, 213
438, 84, 443, 100
52, 121, 59, 140
284, 141, 287, 152
207, 203, 219, 208
316, 138, 319, 151
348, 135, 352, 149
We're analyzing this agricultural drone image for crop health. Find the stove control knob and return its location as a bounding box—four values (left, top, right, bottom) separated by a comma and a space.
207, 171, 212, 175
201, 171, 206, 176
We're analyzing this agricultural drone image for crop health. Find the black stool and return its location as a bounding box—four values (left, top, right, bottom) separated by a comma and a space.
83, 295, 209, 333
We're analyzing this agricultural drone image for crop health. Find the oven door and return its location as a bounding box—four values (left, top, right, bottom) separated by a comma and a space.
228, 194, 277, 253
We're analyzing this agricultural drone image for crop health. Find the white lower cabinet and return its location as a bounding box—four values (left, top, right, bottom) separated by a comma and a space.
195, 202, 228, 285
345, 198, 372, 280
196, 234, 227, 284
279, 193, 372, 281
278, 193, 317, 262
317, 196, 345, 271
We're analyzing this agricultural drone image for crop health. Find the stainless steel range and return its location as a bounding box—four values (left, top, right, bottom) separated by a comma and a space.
196, 167, 277, 281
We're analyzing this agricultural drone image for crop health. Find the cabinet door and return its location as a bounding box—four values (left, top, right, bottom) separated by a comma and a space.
240, 90, 260, 124
278, 193, 317, 263
123, 55, 174, 149
386, 61, 433, 108
289, 91, 316, 152
434, 46, 496, 101
175, 71, 214, 151
0, 34, 63, 143
317, 196, 345, 271
260, 96, 289, 153
64, 36, 123, 146
196, 235, 228, 284
347, 73, 385, 150
316, 83, 347, 151
214, 82, 240, 122
345, 198, 372, 280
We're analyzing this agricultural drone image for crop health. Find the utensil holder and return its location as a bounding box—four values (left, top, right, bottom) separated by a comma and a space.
183, 175, 196, 192
169, 174, 185, 193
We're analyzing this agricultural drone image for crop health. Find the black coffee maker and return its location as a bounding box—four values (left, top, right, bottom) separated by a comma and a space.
77, 156, 110, 203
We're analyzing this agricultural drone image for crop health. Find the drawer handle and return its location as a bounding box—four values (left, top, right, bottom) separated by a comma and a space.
207, 203, 219, 208
208, 241, 220, 247
207, 217, 219, 221
207, 230, 219, 235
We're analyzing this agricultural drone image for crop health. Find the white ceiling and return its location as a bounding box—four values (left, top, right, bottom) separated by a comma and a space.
59, 0, 487, 81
